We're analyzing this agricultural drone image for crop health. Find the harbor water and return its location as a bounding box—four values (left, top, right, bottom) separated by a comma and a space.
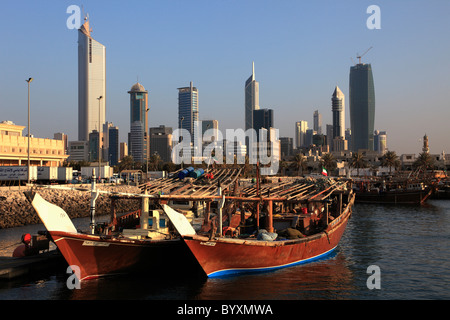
1, 200, 450, 300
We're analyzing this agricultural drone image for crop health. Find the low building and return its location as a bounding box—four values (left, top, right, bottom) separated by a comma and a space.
0, 120, 68, 166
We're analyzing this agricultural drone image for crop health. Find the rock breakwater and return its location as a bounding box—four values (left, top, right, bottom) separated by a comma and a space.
0, 185, 142, 229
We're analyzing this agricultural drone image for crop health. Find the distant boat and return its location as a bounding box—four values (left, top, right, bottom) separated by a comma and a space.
353, 179, 433, 205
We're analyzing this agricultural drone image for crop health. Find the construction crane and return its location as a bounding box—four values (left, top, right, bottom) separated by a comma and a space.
356, 46, 373, 64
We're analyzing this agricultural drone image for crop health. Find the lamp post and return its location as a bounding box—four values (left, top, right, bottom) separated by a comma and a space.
97, 96, 103, 182
180, 116, 184, 168
145, 107, 149, 181
26, 77, 33, 185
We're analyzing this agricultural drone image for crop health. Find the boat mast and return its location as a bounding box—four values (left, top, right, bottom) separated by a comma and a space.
90, 169, 99, 234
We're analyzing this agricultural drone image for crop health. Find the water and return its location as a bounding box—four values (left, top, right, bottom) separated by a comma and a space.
1, 200, 450, 300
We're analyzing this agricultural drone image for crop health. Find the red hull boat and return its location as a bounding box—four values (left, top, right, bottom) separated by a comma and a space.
181, 194, 353, 277
50, 231, 189, 281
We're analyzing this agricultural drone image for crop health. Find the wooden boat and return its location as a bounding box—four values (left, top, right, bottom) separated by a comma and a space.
353, 179, 433, 205
163, 177, 355, 277
25, 168, 241, 281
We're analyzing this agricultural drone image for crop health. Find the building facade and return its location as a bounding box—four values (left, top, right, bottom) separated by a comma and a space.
68, 140, 89, 162
178, 81, 198, 142
245, 62, 260, 132
78, 18, 106, 142
253, 108, 274, 141
349, 63, 375, 151
0, 121, 68, 166
128, 82, 149, 163
332, 86, 345, 139
295, 121, 308, 149
108, 126, 119, 166
313, 110, 322, 135
150, 125, 173, 163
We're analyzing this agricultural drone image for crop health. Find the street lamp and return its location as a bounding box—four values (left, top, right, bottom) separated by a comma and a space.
145, 107, 150, 181
26, 77, 33, 185
97, 96, 103, 182
180, 116, 184, 168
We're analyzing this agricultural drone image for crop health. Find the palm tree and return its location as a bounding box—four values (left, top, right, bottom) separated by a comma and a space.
320, 153, 336, 175
291, 153, 307, 176
381, 151, 401, 174
350, 152, 368, 176
414, 152, 434, 172
118, 155, 135, 172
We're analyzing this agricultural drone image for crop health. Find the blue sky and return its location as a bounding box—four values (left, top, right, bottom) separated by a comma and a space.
1, 0, 449, 155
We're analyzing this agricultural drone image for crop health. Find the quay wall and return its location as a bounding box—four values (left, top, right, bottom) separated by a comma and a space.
0, 185, 142, 229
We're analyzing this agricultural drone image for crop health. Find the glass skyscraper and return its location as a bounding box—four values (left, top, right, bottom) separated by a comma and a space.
332, 86, 345, 139
178, 82, 198, 142
128, 82, 149, 162
78, 18, 106, 142
245, 62, 260, 132
349, 63, 375, 151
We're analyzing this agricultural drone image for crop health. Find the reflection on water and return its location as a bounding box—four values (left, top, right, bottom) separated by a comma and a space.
1, 200, 450, 300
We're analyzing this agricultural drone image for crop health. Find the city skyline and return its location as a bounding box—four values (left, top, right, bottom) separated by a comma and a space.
1, 1, 450, 156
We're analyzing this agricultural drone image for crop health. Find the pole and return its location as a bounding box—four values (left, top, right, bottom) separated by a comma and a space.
26, 78, 33, 185
90, 168, 99, 234
97, 96, 103, 183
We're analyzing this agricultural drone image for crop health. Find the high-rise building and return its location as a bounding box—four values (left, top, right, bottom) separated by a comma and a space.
128, 82, 149, 162
332, 86, 345, 139
130, 121, 144, 163
326, 124, 333, 151
295, 121, 308, 149
280, 137, 293, 157
245, 62, 260, 132
78, 18, 106, 142
88, 130, 101, 162
120, 142, 128, 161
150, 125, 173, 163
253, 108, 274, 141
201, 120, 219, 143
178, 82, 198, 142
108, 126, 119, 166
313, 110, 322, 135
349, 63, 375, 151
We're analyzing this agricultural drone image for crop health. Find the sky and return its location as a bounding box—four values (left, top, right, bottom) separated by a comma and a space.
1, 0, 449, 155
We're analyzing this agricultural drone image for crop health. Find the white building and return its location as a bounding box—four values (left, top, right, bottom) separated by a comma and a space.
295, 120, 308, 149
78, 18, 106, 142
245, 62, 260, 132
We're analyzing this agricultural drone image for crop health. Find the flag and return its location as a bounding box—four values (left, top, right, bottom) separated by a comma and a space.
321, 167, 328, 176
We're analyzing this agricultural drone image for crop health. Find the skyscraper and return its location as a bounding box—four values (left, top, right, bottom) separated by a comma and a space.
253, 108, 274, 140
245, 62, 260, 132
178, 81, 198, 142
313, 110, 322, 135
295, 121, 308, 149
108, 125, 119, 166
349, 63, 375, 151
331, 86, 345, 139
128, 82, 149, 162
78, 18, 106, 142
150, 125, 173, 163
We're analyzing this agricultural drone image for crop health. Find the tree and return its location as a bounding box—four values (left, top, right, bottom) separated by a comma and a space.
414, 152, 435, 172
350, 152, 368, 176
381, 151, 401, 174
291, 153, 307, 176
117, 155, 135, 172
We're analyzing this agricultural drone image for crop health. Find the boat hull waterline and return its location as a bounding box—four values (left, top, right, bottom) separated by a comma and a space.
182, 195, 354, 277
50, 231, 188, 281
